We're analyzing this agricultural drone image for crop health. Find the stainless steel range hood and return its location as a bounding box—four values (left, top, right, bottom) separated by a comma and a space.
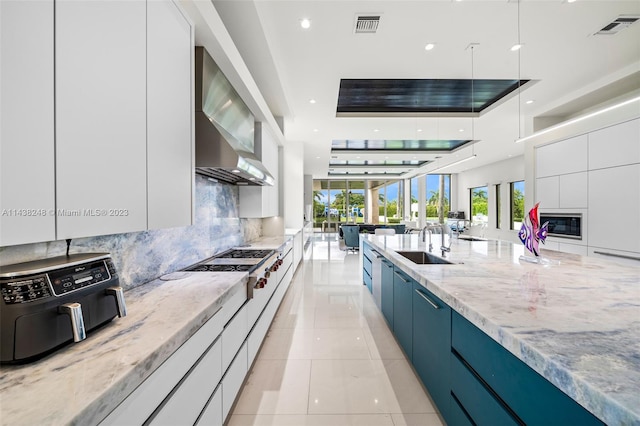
195, 47, 274, 186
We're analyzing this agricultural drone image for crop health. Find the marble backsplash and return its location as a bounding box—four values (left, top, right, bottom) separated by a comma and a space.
0, 175, 262, 290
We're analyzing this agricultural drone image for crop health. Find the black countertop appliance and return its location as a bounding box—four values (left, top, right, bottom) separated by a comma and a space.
0, 253, 127, 363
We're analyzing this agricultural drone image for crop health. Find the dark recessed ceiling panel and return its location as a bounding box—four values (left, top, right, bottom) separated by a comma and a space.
329, 160, 428, 166
331, 139, 471, 151
328, 170, 406, 176
336, 79, 529, 114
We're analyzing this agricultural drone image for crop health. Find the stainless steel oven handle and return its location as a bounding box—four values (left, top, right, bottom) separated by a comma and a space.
106, 286, 127, 317
59, 302, 86, 342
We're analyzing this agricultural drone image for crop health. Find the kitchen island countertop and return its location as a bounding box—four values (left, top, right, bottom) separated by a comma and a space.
365, 233, 640, 426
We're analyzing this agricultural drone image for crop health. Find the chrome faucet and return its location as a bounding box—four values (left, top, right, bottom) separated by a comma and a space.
421, 224, 440, 252
419, 225, 430, 249
439, 223, 452, 257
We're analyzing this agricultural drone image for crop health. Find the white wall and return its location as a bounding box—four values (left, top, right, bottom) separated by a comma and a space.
283, 141, 305, 230
455, 155, 525, 243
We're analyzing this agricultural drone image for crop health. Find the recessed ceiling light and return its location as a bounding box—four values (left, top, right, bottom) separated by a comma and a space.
425, 43, 435, 51
316, 156, 320, 159
232, 169, 240, 173
526, 99, 534, 104
356, 156, 361, 159
567, 0, 577, 3
249, 177, 256, 181
309, 99, 316, 104
459, 128, 464, 132
417, 128, 423, 132
511, 44, 523, 51
385, 156, 389, 159
313, 128, 319, 132
373, 129, 379, 132
300, 18, 311, 29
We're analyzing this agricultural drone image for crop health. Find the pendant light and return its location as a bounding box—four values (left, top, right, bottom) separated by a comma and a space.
465, 43, 477, 164
516, 0, 522, 142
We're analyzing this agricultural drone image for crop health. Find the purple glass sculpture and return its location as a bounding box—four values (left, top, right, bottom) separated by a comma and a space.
518, 202, 549, 257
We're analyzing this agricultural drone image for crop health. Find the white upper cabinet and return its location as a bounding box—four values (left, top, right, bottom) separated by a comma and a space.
56, 0, 147, 238
588, 118, 640, 170
1, 0, 194, 246
239, 123, 279, 218
559, 172, 588, 209
535, 176, 559, 209
536, 134, 588, 178
147, 0, 194, 230
0, 0, 56, 246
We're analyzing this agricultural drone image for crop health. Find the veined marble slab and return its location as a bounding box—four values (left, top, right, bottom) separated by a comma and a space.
365, 234, 640, 426
243, 235, 293, 250
0, 271, 247, 425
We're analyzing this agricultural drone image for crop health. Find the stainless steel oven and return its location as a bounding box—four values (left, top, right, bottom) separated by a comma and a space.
539, 213, 582, 240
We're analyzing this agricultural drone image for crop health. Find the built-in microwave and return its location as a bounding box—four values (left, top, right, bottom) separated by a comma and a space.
540, 213, 582, 240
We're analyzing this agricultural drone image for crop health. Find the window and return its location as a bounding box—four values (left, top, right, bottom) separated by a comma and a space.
346, 181, 365, 223
426, 174, 450, 223
495, 184, 501, 229
470, 186, 488, 224
313, 180, 367, 230
380, 181, 401, 224
511, 181, 525, 230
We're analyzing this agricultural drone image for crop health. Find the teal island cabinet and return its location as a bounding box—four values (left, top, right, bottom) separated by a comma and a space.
360, 234, 629, 425
413, 282, 452, 424
380, 258, 394, 328
392, 267, 413, 362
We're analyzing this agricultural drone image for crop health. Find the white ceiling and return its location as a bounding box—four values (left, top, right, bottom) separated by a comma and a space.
211, 0, 640, 179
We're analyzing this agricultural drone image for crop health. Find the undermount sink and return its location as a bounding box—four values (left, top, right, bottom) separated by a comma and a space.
458, 236, 488, 242
396, 251, 455, 265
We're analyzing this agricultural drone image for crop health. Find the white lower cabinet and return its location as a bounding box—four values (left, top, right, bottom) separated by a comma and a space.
196, 385, 222, 426
222, 342, 248, 420
101, 243, 295, 425
293, 231, 304, 269
149, 339, 222, 425
222, 304, 248, 371
100, 310, 224, 426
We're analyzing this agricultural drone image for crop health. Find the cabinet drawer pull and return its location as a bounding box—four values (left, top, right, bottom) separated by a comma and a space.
394, 271, 410, 283
371, 250, 384, 259
593, 251, 640, 262
415, 289, 440, 309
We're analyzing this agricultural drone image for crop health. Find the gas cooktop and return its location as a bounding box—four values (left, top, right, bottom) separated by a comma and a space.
216, 249, 274, 259
185, 264, 253, 272
183, 248, 277, 273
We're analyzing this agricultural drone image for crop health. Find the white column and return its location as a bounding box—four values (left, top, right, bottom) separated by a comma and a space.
418, 175, 426, 228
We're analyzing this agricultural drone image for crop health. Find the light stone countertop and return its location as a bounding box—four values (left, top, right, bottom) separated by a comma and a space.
364, 233, 640, 426
243, 235, 293, 250
0, 271, 248, 426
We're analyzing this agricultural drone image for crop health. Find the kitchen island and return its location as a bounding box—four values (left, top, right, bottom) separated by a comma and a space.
0, 236, 295, 425
364, 233, 639, 426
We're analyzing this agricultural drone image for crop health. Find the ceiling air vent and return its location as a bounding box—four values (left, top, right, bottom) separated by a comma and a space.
354, 15, 381, 34
594, 15, 640, 35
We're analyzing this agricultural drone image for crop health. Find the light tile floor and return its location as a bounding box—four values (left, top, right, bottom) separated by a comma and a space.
228, 234, 444, 426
